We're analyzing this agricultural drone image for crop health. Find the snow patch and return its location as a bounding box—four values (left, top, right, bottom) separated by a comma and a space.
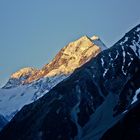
109, 53, 113, 61
114, 50, 119, 59
101, 58, 104, 67
129, 34, 140, 58
122, 110, 128, 114
103, 68, 109, 77
121, 46, 127, 75
127, 52, 134, 67
120, 37, 129, 45
131, 88, 140, 104
136, 28, 140, 32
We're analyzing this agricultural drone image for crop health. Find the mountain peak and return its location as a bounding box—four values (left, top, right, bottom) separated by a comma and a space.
25, 35, 103, 82
3, 67, 38, 89
65, 35, 93, 51
4, 35, 107, 85
11, 67, 38, 79
90, 35, 107, 51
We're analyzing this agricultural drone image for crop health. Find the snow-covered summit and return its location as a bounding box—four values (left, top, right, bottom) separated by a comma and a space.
3, 35, 105, 85
91, 35, 108, 51
25, 35, 103, 83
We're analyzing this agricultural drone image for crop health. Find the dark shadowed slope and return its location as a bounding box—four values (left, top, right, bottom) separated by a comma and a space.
101, 100, 140, 140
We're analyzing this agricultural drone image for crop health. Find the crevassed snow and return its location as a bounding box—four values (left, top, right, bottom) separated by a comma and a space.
0, 74, 68, 120
131, 88, 140, 104
0, 86, 37, 120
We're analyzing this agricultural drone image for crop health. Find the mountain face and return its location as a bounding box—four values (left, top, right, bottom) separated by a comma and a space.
0, 114, 8, 131
0, 24, 139, 140
0, 36, 105, 122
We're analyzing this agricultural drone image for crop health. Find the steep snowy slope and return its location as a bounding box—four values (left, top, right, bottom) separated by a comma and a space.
0, 24, 139, 140
0, 35, 105, 121
0, 74, 68, 120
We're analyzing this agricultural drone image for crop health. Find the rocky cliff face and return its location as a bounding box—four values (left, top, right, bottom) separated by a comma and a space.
0, 25, 139, 140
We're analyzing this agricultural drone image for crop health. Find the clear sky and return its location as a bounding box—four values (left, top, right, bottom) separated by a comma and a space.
0, 0, 140, 86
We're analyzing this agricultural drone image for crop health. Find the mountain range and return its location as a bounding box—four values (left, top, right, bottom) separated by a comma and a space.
0, 24, 140, 140
0, 35, 106, 121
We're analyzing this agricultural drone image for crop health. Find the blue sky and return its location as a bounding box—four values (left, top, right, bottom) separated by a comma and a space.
0, 0, 140, 86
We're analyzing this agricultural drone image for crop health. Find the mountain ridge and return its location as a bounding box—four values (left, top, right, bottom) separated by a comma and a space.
25, 35, 106, 83
3, 35, 106, 88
